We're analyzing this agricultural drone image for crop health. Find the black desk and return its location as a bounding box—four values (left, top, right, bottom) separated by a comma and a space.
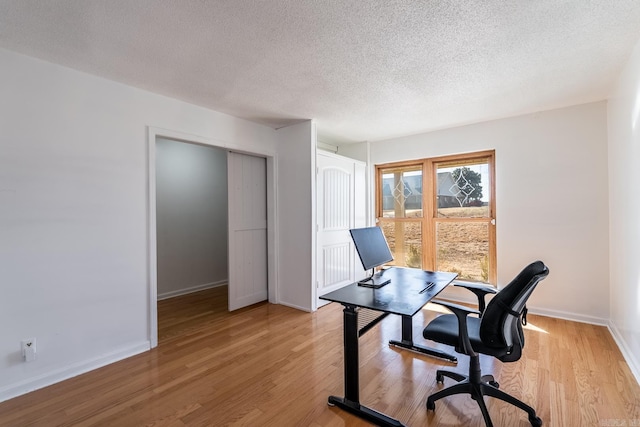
320, 267, 458, 427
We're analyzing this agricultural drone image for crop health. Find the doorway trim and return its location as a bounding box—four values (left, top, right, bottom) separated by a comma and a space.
147, 126, 278, 348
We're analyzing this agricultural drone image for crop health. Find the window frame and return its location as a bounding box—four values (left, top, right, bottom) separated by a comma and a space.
375, 150, 496, 284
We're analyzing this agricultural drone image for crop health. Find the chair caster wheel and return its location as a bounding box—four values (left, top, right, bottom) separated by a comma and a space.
529, 415, 543, 426
426, 399, 435, 411
488, 380, 499, 388
436, 373, 444, 383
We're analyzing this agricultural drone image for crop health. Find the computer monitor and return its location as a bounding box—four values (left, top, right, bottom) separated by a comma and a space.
350, 226, 394, 287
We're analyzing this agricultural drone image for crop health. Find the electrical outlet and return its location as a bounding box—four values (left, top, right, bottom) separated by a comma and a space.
21, 338, 36, 362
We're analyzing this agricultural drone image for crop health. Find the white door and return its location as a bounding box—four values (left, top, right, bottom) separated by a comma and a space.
228, 152, 268, 311
316, 152, 366, 302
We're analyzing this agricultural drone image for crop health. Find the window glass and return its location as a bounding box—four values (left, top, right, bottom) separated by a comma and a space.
381, 167, 423, 218
380, 221, 422, 268
436, 160, 489, 218
436, 222, 489, 282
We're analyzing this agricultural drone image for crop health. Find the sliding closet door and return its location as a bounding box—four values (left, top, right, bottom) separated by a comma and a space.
227, 152, 268, 311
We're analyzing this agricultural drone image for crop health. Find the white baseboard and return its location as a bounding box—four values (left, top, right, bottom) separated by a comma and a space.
438, 293, 609, 326
526, 306, 608, 326
0, 342, 150, 403
608, 321, 640, 386
157, 280, 227, 300
278, 300, 313, 312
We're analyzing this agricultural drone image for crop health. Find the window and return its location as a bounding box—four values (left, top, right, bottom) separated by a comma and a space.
376, 151, 496, 284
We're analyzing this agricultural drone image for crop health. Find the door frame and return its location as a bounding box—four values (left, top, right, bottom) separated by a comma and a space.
147, 126, 278, 348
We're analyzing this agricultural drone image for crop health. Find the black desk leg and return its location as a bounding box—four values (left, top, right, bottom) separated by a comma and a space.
328, 305, 405, 427
389, 315, 458, 363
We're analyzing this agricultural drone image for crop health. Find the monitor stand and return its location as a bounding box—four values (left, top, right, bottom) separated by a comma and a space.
357, 270, 391, 288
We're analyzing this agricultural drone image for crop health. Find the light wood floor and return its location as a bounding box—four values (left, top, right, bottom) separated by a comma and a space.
1, 286, 639, 426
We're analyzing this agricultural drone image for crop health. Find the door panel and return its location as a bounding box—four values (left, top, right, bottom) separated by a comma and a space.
316, 153, 366, 299
228, 152, 268, 311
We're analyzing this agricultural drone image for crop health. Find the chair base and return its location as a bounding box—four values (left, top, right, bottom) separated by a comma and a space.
427, 367, 542, 427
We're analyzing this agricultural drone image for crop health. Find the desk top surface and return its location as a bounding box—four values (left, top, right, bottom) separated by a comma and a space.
319, 267, 458, 316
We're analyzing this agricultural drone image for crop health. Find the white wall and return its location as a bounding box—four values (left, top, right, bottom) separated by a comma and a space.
365, 102, 610, 323
275, 121, 316, 311
0, 48, 286, 401
337, 142, 368, 163
607, 38, 640, 382
155, 138, 228, 299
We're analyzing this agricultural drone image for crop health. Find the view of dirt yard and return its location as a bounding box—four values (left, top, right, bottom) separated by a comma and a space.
381, 207, 489, 282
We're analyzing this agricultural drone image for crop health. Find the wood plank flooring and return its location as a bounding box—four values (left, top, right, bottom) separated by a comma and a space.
1, 286, 639, 426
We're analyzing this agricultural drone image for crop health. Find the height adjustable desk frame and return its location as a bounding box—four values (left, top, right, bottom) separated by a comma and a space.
320, 267, 458, 427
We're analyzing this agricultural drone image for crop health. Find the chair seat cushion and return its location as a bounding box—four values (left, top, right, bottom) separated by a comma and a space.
423, 314, 510, 359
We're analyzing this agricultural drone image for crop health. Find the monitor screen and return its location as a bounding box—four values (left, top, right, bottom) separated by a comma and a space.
350, 226, 394, 271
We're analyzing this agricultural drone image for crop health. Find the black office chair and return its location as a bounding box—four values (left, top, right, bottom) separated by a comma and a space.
423, 261, 549, 427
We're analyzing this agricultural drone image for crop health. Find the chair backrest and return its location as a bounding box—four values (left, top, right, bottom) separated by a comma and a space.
479, 261, 549, 361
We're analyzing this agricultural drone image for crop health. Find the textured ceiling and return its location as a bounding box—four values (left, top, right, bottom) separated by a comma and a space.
1, 1, 640, 144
